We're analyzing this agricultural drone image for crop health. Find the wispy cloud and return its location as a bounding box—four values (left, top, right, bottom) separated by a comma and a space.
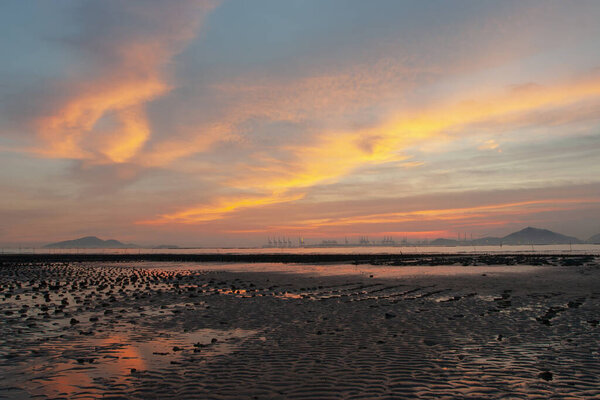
271, 198, 600, 230
33, 0, 216, 163
2, 1, 600, 244
146, 71, 600, 224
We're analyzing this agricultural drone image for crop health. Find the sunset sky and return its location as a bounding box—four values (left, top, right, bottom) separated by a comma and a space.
1, 0, 600, 246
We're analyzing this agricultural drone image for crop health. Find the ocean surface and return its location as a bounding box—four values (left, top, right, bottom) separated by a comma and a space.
3, 244, 600, 255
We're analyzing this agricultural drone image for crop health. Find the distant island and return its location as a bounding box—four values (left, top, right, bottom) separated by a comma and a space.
45, 228, 598, 250
430, 227, 583, 246
588, 233, 600, 244
44, 236, 140, 249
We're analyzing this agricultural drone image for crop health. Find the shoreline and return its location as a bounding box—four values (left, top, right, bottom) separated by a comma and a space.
0, 252, 596, 265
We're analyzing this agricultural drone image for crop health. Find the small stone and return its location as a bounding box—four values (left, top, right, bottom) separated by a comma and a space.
538, 371, 553, 381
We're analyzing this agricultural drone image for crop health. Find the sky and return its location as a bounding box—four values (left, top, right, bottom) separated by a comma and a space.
1, 0, 600, 247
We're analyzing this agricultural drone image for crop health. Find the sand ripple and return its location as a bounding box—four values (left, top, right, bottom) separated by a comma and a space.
0, 257, 599, 398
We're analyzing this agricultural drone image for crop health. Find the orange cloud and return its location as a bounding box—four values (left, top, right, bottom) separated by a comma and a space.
478, 139, 500, 151
269, 198, 600, 230
144, 71, 600, 225
33, 1, 216, 164
137, 123, 239, 167
134, 58, 424, 169
139, 191, 305, 225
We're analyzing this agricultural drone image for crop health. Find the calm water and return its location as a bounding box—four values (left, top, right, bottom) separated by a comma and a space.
4, 244, 600, 255
121, 261, 551, 279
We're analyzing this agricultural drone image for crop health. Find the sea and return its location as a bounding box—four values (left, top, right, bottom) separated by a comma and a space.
3, 244, 600, 255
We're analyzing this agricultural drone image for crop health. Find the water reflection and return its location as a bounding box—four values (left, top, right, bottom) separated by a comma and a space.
127, 261, 549, 279
21, 327, 260, 398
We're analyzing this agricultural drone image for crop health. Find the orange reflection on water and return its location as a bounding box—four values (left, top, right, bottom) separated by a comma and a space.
99, 333, 147, 373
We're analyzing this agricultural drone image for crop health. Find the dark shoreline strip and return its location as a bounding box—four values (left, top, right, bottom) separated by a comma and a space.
0, 253, 595, 266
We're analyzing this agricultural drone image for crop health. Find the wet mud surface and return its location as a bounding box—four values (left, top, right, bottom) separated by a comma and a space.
0, 256, 599, 399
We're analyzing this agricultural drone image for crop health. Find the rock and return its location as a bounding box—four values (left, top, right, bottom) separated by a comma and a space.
70, 318, 79, 325
385, 312, 396, 319
538, 370, 553, 381
536, 317, 551, 326
172, 346, 182, 351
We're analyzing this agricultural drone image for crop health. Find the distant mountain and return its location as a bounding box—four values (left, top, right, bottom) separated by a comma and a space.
44, 236, 139, 249
588, 233, 600, 244
500, 227, 582, 245
430, 227, 582, 246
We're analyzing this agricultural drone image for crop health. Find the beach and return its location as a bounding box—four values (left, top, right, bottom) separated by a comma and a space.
1, 254, 599, 399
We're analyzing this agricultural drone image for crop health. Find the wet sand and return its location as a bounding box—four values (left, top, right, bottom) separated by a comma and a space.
1, 255, 599, 399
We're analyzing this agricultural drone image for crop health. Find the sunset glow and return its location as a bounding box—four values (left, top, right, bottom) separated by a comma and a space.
1, 0, 599, 246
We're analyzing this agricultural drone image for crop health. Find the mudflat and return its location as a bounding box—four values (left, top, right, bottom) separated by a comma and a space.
0, 255, 599, 399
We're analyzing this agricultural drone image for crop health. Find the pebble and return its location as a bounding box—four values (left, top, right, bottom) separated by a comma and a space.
538, 371, 553, 381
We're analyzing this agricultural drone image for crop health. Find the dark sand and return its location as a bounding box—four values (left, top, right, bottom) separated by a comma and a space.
0, 255, 599, 399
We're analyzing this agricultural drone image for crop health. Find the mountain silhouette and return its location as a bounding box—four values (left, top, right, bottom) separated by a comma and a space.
44, 236, 139, 249
501, 227, 581, 245
588, 233, 600, 244
432, 227, 582, 246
